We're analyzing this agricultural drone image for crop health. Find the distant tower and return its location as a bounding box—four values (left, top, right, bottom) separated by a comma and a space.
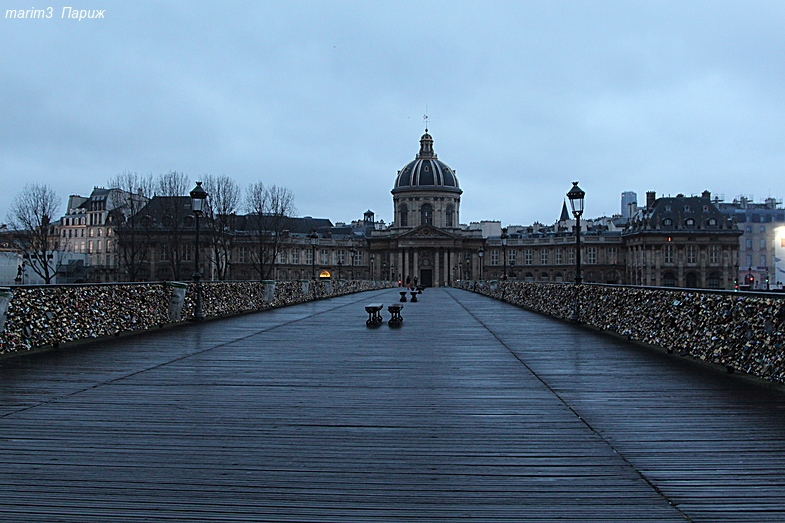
621, 191, 637, 219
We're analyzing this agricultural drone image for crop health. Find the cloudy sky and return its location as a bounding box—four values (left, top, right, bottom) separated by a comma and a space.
2, 1, 784, 227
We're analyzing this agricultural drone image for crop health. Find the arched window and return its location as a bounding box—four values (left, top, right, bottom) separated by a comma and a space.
445, 205, 454, 227
420, 204, 433, 226
707, 272, 720, 289
663, 271, 675, 287
399, 204, 408, 227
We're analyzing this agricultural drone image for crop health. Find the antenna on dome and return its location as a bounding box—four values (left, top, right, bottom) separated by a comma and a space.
423, 106, 429, 131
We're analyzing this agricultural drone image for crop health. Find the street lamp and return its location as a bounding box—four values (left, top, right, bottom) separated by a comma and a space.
567, 181, 585, 321
382, 260, 387, 281
501, 227, 509, 280
190, 181, 208, 322
465, 254, 471, 280
478, 247, 484, 280
349, 246, 356, 280
308, 229, 318, 280
734, 263, 739, 290
370, 253, 375, 281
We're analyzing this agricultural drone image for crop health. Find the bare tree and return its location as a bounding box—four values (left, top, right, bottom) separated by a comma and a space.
202, 174, 240, 280
107, 171, 153, 281
6, 183, 62, 284
245, 183, 296, 281
155, 171, 191, 281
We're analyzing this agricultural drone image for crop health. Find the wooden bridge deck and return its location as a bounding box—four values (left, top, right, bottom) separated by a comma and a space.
1, 287, 785, 522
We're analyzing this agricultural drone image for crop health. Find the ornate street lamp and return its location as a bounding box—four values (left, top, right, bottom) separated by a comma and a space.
465, 254, 471, 280
501, 227, 509, 280
370, 253, 375, 281
478, 247, 484, 280
382, 260, 387, 281
567, 181, 585, 321
349, 246, 357, 280
308, 229, 318, 280
190, 181, 208, 322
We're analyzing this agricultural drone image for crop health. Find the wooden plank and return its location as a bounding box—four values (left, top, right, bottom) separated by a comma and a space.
0, 288, 781, 521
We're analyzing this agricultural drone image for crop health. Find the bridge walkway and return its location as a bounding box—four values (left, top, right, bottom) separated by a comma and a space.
0, 287, 784, 522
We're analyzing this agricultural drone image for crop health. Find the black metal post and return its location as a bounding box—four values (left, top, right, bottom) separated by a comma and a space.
194, 212, 204, 322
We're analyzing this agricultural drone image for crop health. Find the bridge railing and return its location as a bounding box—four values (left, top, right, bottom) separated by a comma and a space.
0, 279, 394, 356
457, 280, 785, 384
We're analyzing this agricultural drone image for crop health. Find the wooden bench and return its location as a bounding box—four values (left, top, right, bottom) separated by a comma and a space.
387, 304, 403, 326
365, 303, 384, 326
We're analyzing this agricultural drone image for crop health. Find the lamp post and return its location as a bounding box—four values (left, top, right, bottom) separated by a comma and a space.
382, 260, 387, 281
501, 227, 509, 280
465, 254, 471, 280
370, 254, 375, 281
734, 263, 739, 291
308, 229, 318, 280
567, 181, 585, 321
349, 246, 356, 280
337, 260, 343, 280
478, 247, 484, 280
190, 181, 208, 322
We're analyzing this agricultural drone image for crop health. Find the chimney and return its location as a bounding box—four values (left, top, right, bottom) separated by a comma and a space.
701, 190, 711, 199
646, 191, 656, 209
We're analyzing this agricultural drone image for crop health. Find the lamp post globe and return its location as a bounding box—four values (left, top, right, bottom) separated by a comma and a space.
478, 247, 484, 280
190, 181, 208, 322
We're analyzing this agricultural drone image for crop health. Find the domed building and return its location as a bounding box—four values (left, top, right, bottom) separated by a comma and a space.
368, 129, 484, 287
392, 130, 462, 229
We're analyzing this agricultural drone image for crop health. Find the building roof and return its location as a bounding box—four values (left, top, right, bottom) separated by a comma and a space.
625, 194, 738, 235
392, 130, 461, 193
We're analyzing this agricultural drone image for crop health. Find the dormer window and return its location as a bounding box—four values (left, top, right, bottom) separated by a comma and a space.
708, 218, 717, 226
684, 205, 691, 212
685, 218, 695, 226
665, 205, 672, 212
663, 218, 673, 226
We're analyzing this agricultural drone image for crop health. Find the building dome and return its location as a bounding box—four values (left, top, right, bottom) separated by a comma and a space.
393, 130, 460, 193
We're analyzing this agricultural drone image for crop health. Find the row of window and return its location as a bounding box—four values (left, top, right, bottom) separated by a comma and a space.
61, 227, 110, 238
486, 247, 617, 266
744, 238, 770, 251
629, 245, 727, 265
662, 217, 718, 227
62, 213, 106, 227
399, 204, 455, 227
67, 239, 111, 254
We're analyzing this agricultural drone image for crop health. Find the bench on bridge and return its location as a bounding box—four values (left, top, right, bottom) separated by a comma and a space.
365, 303, 384, 326
387, 304, 403, 326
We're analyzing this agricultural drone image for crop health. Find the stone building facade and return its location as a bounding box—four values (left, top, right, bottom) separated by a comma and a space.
623, 191, 742, 289
44, 131, 742, 291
